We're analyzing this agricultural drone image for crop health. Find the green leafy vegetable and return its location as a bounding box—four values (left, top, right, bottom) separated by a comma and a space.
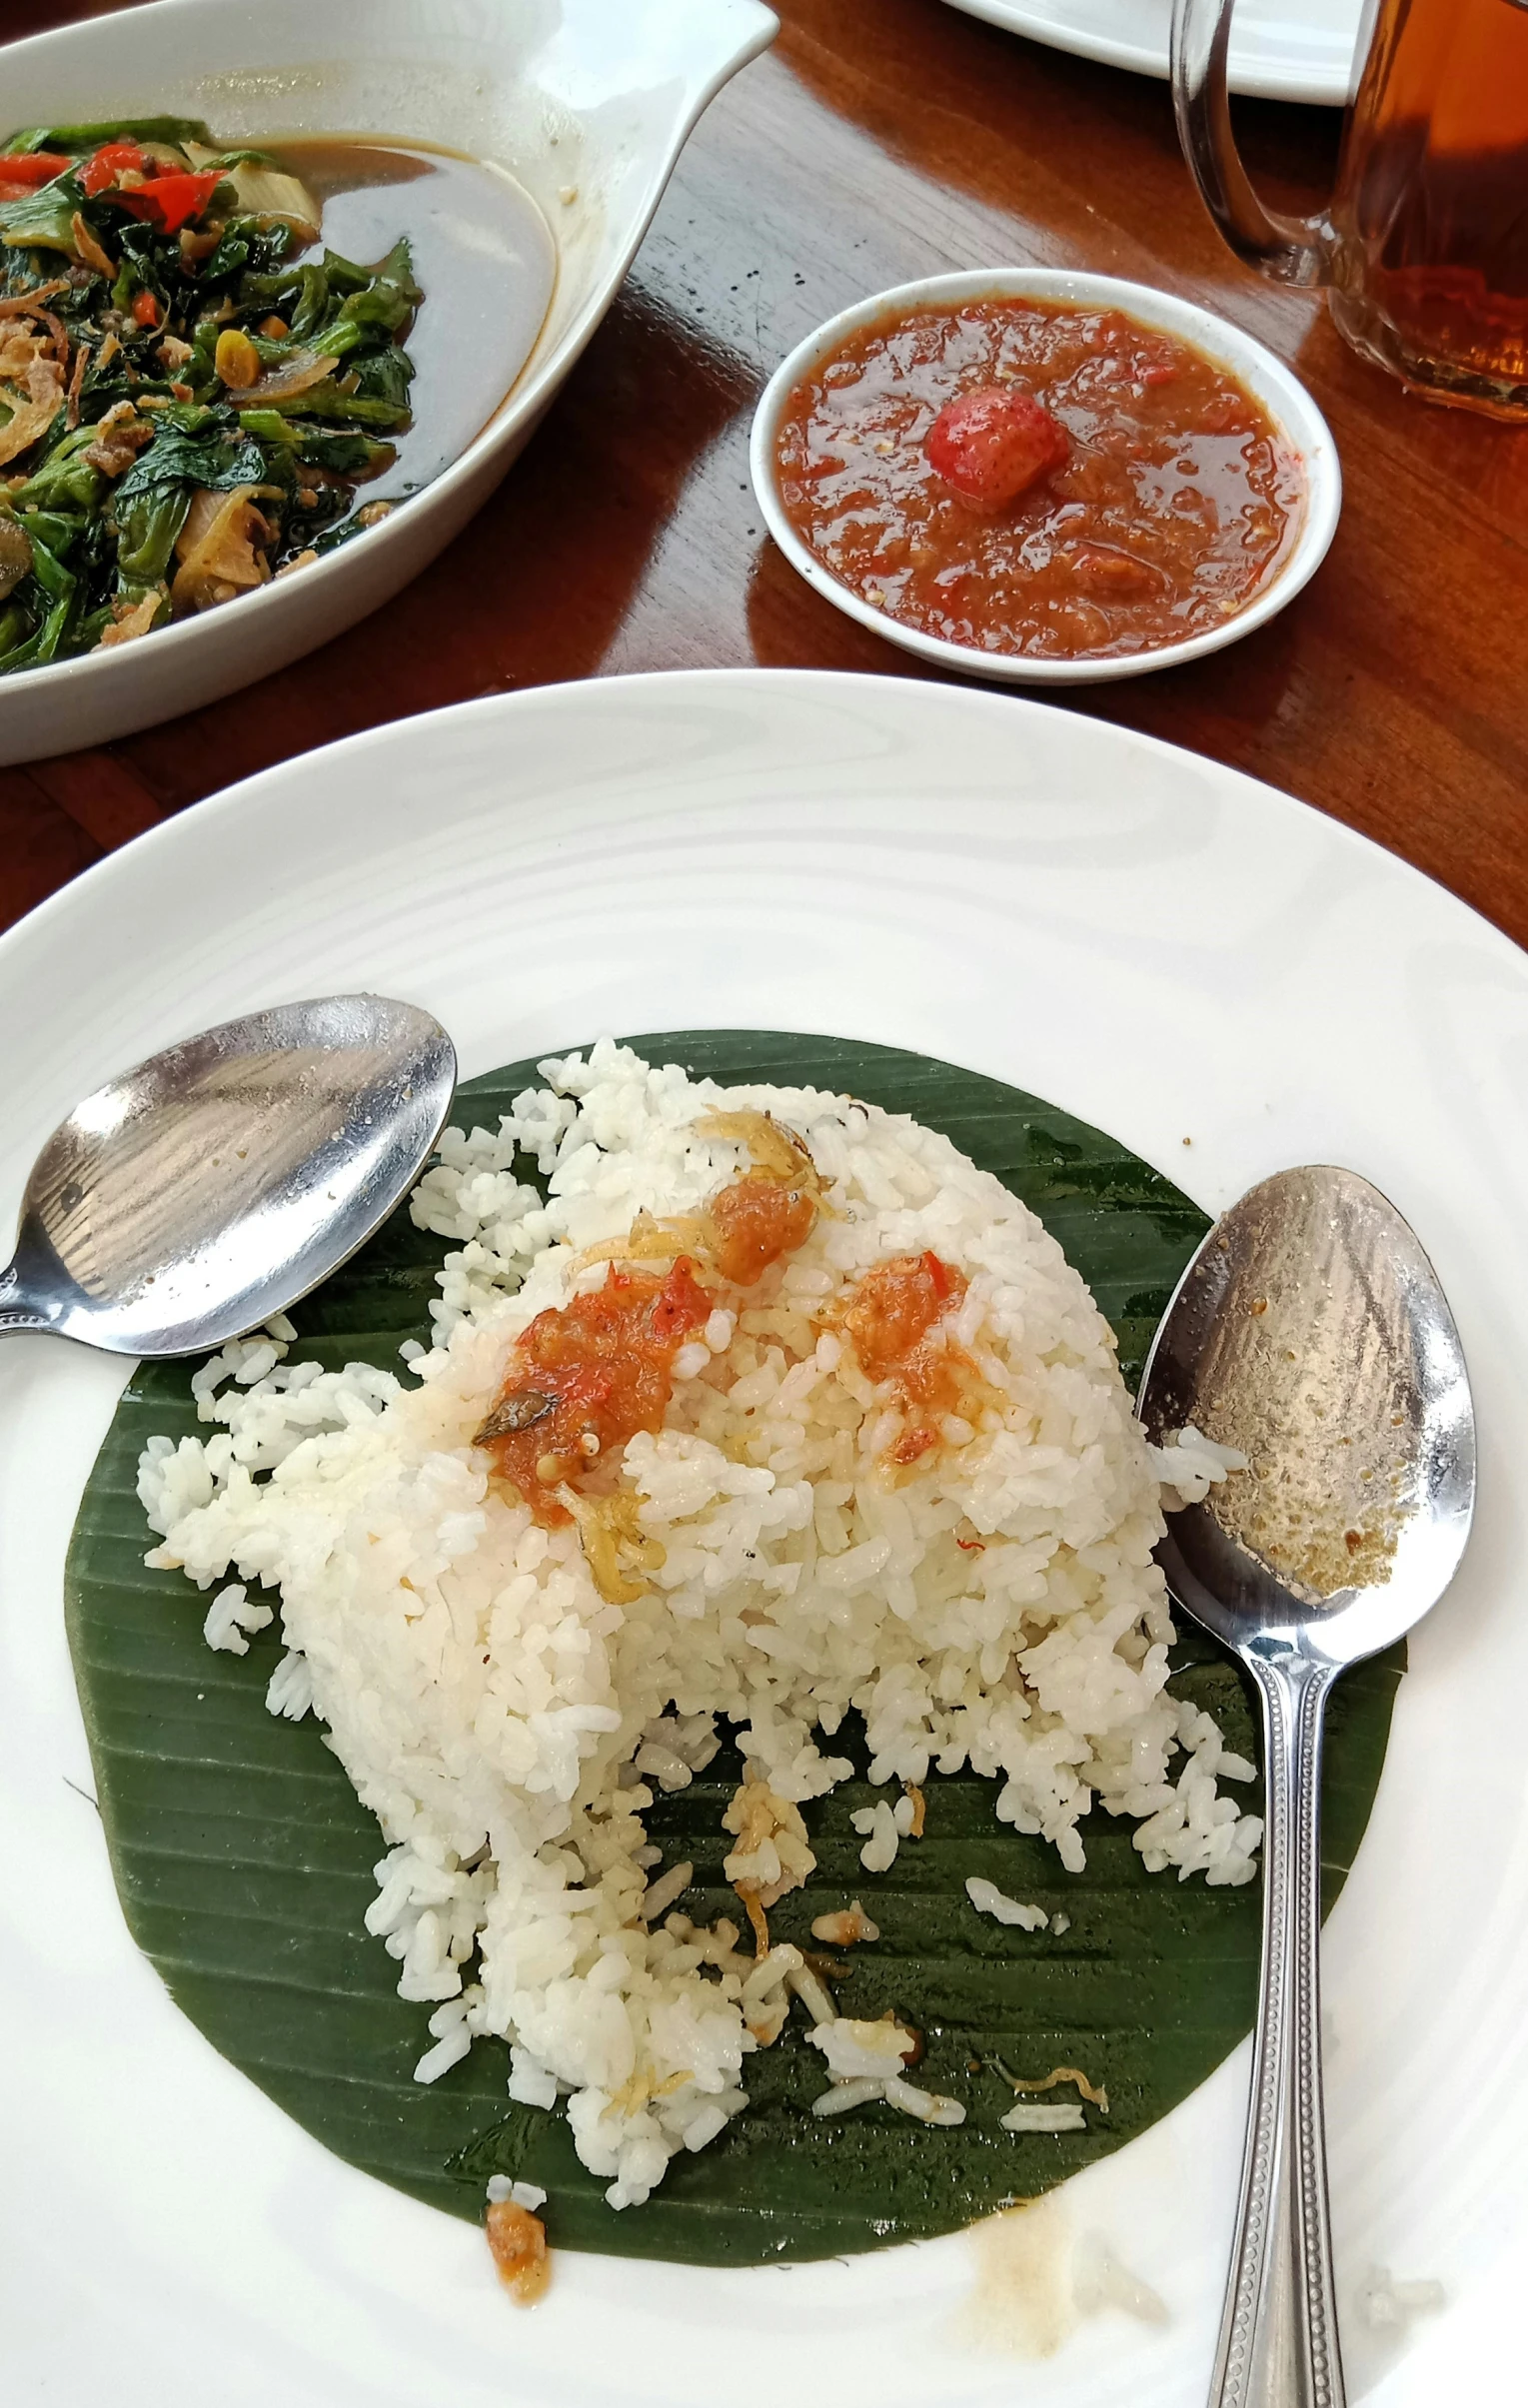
0, 514, 77, 665
12, 506, 80, 558
9, 427, 104, 517
3, 115, 214, 153
276, 260, 332, 341
114, 422, 271, 504
114, 486, 192, 589
202, 215, 296, 282
236, 411, 395, 476
65, 1033, 1402, 2264
0, 172, 80, 255
347, 346, 415, 409
251, 376, 411, 428
183, 146, 282, 173
0, 121, 422, 673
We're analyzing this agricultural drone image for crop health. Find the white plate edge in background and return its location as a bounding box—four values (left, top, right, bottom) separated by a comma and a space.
940, 0, 1362, 104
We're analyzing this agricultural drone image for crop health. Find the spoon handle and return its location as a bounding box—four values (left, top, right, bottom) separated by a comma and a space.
1209, 1651, 1345, 2408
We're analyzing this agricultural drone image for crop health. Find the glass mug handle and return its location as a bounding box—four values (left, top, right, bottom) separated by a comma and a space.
1170, 0, 1354, 285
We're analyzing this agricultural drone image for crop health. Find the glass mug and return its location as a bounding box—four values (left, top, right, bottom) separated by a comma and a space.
1173, 0, 1528, 419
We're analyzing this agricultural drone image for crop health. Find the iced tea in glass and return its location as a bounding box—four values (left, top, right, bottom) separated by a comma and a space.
1174, 0, 1528, 419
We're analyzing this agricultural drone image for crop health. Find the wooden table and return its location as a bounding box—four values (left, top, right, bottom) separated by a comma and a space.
7, 0, 1527, 946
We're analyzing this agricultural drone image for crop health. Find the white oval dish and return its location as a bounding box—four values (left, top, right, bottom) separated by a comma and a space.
750, 268, 1342, 687
0, 0, 777, 765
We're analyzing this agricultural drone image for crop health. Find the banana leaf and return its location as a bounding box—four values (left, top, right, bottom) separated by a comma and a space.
65, 1033, 1400, 2265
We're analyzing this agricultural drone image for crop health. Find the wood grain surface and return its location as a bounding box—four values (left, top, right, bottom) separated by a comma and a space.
5, 0, 1526, 945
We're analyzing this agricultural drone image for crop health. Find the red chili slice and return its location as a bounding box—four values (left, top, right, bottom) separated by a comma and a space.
79, 141, 146, 197
115, 170, 222, 236
921, 1248, 959, 1300
132, 288, 161, 328
648, 1258, 714, 1343
0, 151, 74, 189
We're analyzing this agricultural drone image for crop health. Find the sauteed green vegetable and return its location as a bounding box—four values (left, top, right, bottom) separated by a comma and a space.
0, 116, 420, 670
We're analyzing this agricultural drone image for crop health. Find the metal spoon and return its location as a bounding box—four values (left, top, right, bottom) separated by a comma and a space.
0, 994, 456, 1355
1137, 1165, 1475, 2408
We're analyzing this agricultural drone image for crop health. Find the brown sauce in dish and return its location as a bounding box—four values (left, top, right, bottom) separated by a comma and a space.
274, 138, 556, 503
774, 299, 1303, 661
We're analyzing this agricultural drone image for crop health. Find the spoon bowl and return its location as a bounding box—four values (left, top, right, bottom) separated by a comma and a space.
1138, 1163, 1475, 2408
0, 994, 456, 1356
1142, 1164, 1476, 1662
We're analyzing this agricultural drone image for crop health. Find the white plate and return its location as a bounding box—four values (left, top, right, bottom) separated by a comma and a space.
942, 0, 1362, 104
1, 669, 1523, 2407
0, 0, 777, 764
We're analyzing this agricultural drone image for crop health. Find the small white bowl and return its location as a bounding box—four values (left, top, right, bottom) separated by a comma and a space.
750, 267, 1341, 685
0, 0, 777, 764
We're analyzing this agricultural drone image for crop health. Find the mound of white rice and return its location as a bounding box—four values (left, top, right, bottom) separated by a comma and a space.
138, 1041, 1260, 2210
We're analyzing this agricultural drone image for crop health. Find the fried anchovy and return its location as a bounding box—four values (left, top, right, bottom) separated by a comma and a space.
474, 1389, 556, 1444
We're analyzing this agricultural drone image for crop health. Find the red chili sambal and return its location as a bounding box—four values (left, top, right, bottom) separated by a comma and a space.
774, 298, 1303, 661
708, 1173, 818, 1287
485, 2199, 550, 2302
832, 1249, 979, 1467
475, 1259, 713, 1523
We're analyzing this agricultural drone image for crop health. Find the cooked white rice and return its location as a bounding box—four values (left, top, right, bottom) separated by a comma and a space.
1000, 2099, 1087, 2133
966, 1875, 1049, 1930
137, 1040, 1261, 2211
